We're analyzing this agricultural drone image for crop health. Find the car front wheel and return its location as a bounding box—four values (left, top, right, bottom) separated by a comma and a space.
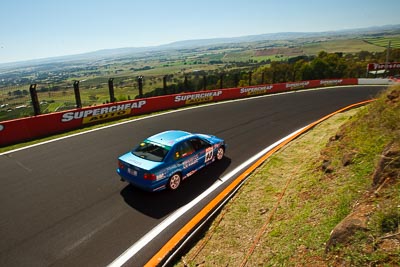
216, 146, 225, 161
168, 173, 181, 190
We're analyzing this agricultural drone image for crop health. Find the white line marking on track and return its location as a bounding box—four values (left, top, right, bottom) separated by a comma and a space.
107, 126, 306, 267
1, 85, 368, 265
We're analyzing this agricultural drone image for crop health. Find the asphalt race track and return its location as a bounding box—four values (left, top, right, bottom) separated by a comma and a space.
0, 85, 386, 266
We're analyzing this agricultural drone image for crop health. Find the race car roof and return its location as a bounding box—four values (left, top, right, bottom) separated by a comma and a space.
146, 130, 193, 147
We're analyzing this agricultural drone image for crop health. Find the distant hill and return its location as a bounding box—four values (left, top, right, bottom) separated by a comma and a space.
1, 24, 400, 69
160, 24, 400, 48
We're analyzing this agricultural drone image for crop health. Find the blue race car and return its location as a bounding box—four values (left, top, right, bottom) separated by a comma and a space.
117, 130, 226, 192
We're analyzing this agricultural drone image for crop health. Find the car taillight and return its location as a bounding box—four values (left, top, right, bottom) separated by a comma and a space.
144, 173, 156, 181
118, 161, 125, 169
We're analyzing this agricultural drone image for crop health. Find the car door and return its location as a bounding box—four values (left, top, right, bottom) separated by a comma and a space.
173, 140, 198, 178
189, 137, 214, 167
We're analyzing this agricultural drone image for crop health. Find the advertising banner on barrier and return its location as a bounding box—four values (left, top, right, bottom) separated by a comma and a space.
0, 78, 358, 147
367, 62, 400, 71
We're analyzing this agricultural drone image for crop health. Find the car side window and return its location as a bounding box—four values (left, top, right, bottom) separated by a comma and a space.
189, 138, 210, 151
174, 141, 195, 160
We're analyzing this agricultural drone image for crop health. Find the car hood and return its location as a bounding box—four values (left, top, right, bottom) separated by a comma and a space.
119, 152, 163, 171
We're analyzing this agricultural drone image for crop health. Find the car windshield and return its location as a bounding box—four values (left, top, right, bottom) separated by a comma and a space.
132, 141, 170, 162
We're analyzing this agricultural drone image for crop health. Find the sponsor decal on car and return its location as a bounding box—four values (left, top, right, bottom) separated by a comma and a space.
61, 100, 146, 123
174, 91, 223, 104
240, 85, 273, 96
185, 169, 197, 178
183, 154, 199, 169
156, 172, 166, 180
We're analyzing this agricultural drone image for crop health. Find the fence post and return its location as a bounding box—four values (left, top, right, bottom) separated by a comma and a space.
73, 80, 82, 108
137, 76, 143, 98
184, 75, 188, 91
29, 84, 41, 115
163, 75, 167, 94
248, 71, 252, 86
108, 78, 116, 102
234, 73, 239, 87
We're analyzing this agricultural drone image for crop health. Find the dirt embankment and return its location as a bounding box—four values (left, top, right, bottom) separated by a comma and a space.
321, 88, 400, 265
176, 87, 399, 267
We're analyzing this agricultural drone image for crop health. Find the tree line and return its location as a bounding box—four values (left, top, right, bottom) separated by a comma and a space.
139, 49, 400, 98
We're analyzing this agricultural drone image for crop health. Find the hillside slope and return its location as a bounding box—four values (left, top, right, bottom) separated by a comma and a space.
176, 85, 400, 266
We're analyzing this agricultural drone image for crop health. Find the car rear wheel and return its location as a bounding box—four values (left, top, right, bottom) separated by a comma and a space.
216, 146, 225, 161
168, 173, 181, 190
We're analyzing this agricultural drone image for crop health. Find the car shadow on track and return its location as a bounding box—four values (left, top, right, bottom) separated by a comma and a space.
120, 157, 231, 219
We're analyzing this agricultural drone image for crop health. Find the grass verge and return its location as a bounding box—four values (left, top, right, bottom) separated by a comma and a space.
176, 86, 400, 266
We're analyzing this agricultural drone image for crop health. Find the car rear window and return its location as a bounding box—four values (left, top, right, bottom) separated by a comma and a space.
132, 141, 170, 162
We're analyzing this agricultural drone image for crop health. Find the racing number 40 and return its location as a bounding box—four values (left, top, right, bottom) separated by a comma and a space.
205, 148, 214, 163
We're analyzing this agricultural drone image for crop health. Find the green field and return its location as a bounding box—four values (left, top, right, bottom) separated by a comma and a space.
1, 31, 399, 121
303, 38, 386, 54
363, 35, 400, 49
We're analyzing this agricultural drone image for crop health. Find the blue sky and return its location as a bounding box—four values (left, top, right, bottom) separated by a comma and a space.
1, 0, 399, 64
